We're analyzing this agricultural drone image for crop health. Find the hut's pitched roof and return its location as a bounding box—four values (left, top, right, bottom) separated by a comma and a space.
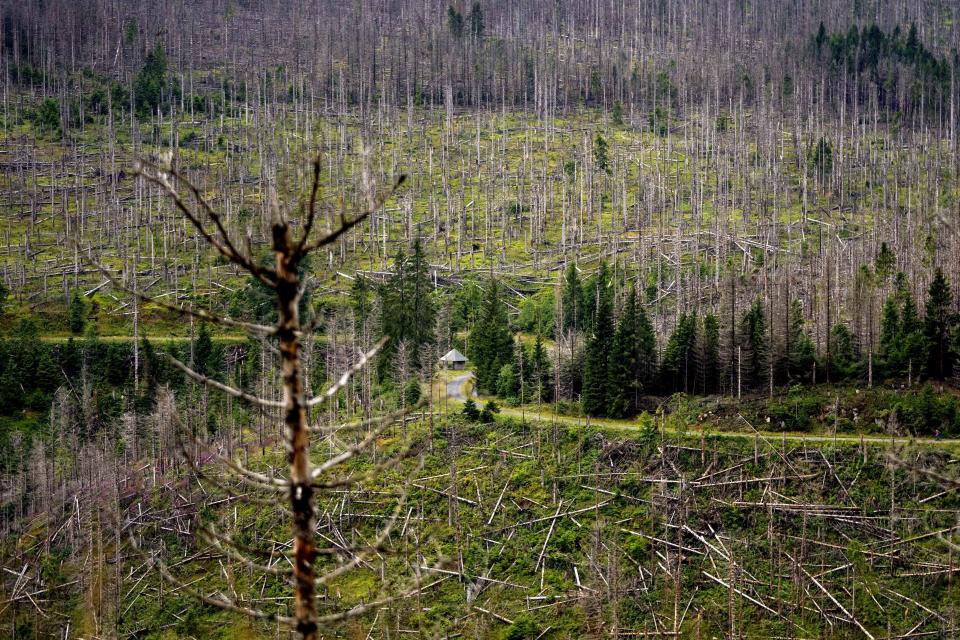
440, 348, 468, 363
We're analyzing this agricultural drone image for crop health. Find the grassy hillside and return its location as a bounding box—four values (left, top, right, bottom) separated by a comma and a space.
4, 412, 959, 638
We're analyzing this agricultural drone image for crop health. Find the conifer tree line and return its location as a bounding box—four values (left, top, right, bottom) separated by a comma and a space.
564, 261, 960, 418
361, 239, 556, 406
437, 255, 958, 419
360, 234, 960, 419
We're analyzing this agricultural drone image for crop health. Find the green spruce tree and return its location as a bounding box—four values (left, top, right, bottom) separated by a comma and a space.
527, 332, 553, 403
193, 322, 214, 377
447, 5, 464, 38
900, 289, 928, 380
830, 323, 861, 380
581, 263, 613, 416
699, 314, 721, 394
134, 42, 168, 116
875, 242, 896, 282
608, 289, 640, 417
636, 302, 657, 392
924, 268, 955, 379
560, 263, 583, 335
351, 275, 372, 335
469, 279, 514, 394
660, 313, 697, 394
594, 134, 610, 174
739, 299, 768, 391
786, 300, 815, 382
68, 290, 87, 335
879, 295, 901, 376
468, 2, 484, 38
379, 238, 436, 379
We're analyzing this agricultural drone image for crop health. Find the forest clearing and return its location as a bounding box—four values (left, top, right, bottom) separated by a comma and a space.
2, 1, 960, 638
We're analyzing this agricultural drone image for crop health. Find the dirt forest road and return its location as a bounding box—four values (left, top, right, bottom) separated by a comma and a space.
443, 371, 960, 448
446, 373, 476, 401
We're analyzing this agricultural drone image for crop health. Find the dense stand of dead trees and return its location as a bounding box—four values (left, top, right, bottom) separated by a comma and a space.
63, 155, 432, 638
2, 4, 960, 383
2, 1, 960, 636
7, 379, 960, 637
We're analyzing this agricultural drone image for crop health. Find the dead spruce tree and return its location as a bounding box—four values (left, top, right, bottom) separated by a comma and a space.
95, 155, 418, 638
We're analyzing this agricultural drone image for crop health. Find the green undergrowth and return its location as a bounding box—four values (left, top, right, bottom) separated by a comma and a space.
8, 413, 957, 638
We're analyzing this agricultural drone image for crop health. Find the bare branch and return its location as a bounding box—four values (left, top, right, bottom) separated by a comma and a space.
315, 459, 422, 587
84, 256, 277, 336
311, 400, 424, 480
146, 545, 295, 625
167, 354, 285, 409
302, 175, 406, 253
135, 159, 277, 287
198, 527, 292, 576
296, 156, 322, 254
307, 339, 387, 408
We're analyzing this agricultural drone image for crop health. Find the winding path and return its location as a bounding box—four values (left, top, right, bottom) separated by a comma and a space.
446, 372, 476, 401
443, 371, 960, 447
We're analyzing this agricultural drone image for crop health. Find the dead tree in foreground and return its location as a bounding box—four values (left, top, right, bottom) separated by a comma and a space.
101, 155, 410, 638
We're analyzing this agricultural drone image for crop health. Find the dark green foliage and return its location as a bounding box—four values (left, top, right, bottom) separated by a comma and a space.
581, 263, 613, 416
461, 398, 480, 421
698, 314, 721, 395
611, 100, 624, 125
468, 279, 514, 394
766, 388, 824, 432
781, 73, 794, 97
786, 301, 815, 382
875, 242, 896, 281
379, 238, 436, 379
468, 2, 484, 38
608, 289, 640, 418
451, 280, 485, 331
0, 320, 59, 415
526, 333, 553, 403
660, 313, 697, 394
738, 299, 768, 391
517, 288, 554, 337
810, 22, 951, 117
479, 400, 499, 423
9, 63, 46, 87
68, 291, 87, 335
230, 252, 313, 324
829, 323, 861, 380
33, 97, 61, 134
193, 322, 214, 377
892, 385, 960, 435
808, 137, 832, 181
505, 616, 539, 640
593, 134, 609, 174
447, 5, 464, 38
351, 275, 373, 334
923, 268, 955, 379
496, 363, 517, 399
878, 281, 928, 381
589, 70, 602, 102
403, 378, 422, 406
134, 42, 167, 116
560, 263, 583, 335
649, 105, 669, 136
636, 303, 657, 391
900, 290, 929, 377
879, 295, 900, 376
111, 81, 130, 109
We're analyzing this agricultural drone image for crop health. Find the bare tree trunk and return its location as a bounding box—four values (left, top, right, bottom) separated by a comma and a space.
273, 221, 317, 638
